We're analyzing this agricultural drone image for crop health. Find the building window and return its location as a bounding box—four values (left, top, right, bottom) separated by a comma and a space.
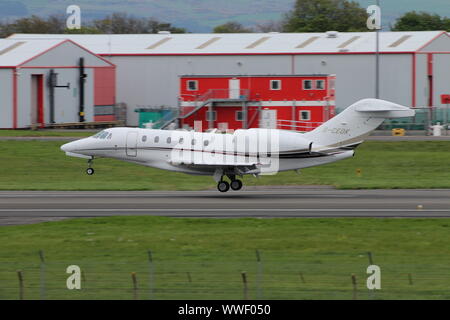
270, 80, 281, 90
187, 80, 198, 91
329, 78, 335, 90
316, 80, 325, 90
300, 110, 311, 121
236, 111, 243, 121
154, 136, 159, 143
303, 80, 313, 90
206, 111, 216, 121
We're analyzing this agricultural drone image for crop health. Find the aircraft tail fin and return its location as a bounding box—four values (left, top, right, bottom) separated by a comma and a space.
303, 98, 415, 148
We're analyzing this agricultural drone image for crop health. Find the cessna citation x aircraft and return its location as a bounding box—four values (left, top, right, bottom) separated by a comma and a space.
61, 99, 414, 192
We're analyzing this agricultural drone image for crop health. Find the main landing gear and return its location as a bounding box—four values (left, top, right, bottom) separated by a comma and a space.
86, 159, 95, 175
217, 175, 243, 193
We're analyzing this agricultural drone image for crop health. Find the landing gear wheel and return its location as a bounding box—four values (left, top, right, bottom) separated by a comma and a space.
230, 179, 243, 191
86, 168, 95, 175
217, 181, 230, 193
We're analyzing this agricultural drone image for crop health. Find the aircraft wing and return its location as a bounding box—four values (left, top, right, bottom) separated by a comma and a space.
168, 159, 266, 174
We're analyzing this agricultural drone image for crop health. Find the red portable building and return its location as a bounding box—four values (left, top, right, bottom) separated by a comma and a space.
179, 74, 335, 132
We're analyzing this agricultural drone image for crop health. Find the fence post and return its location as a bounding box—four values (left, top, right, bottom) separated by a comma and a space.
38, 250, 45, 300
367, 252, 374, 265
241, 271, 248, 300
147, 250, 154, 300
255, 249, 263, 299
17, 270, 24, 300
131, 272, 138, 300
351, 274, 357, 300
299, 272, 306, 284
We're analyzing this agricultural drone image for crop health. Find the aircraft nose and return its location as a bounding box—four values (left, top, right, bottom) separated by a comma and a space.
61, 141, 75, 152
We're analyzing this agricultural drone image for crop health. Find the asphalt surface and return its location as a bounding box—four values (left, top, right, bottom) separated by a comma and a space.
0, 188, 449, 226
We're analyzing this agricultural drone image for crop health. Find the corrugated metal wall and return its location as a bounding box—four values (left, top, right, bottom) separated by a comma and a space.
0, 69, 13, 128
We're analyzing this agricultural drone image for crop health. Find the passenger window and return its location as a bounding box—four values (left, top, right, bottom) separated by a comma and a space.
179, 137, 184, 144
142, 135, 147, 142
192, 139, 196, 145
154, 136, 159, 143
107, 133, 112, 139
167, 137, 171, 144
204, 140, 209, 146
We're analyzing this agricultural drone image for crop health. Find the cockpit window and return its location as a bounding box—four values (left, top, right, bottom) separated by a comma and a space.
100, 132, 109, 139
92, 131, 104, 138
92, 130, 111, 139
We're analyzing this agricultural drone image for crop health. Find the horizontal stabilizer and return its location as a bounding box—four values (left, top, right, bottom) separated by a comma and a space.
354, 99, 415, 118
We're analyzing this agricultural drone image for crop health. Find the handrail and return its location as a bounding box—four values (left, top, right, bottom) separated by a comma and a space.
160, 89, 251, 129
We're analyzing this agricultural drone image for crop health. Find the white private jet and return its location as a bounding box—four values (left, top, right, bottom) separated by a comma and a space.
61, 99, 414, 192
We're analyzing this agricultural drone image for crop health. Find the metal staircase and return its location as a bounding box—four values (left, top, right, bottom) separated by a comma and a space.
158, 89, 250, 129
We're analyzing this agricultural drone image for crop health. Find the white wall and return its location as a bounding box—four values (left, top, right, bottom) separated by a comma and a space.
15, 68, 94, 128
431, 53, 450, 107
0, 69, 13, 128
110, 53, 419, 126
110, 55, 293, 125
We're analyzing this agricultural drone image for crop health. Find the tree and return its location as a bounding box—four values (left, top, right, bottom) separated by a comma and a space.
392, 11, 450, 31
0, 12, 186, 37
213, 21, 253, 33
283, 0, 368, 33
92, 13, 186, 34
0, 15, 65, 37
64, 26, 102, 34
255, 21, 283, 33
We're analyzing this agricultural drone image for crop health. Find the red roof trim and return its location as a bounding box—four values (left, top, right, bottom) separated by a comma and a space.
99, 51, 416, 57
416, 31, 448, 52
17, 66, 115, 69
64, 39, 116, 67
17, 39, 69, 66
17, 39, 116, 68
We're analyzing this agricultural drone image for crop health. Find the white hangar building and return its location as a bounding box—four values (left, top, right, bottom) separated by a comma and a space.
10, 31, 450, 126
0, 38, 115, 129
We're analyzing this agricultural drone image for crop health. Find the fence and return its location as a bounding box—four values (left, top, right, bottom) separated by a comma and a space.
376, 106, 450, 133
1, 251, 450, 300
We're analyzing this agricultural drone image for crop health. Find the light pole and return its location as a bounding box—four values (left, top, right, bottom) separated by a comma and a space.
375, 0, 381, 99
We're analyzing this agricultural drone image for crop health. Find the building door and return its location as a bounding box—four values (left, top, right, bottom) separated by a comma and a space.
260, 109, 277, 129
126, 131, 138, 157
229, 78, 240, 99
31, 75, 44, 128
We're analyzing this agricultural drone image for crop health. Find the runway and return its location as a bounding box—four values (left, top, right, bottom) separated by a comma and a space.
0, 187, 450, 225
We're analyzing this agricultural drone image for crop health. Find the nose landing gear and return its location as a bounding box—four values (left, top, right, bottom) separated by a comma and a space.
86, 159, 95, 175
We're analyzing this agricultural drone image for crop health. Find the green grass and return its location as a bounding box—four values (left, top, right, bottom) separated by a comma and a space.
0, 130, 93, 137
1, 216, 450, 299
0, 140, 450, 190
